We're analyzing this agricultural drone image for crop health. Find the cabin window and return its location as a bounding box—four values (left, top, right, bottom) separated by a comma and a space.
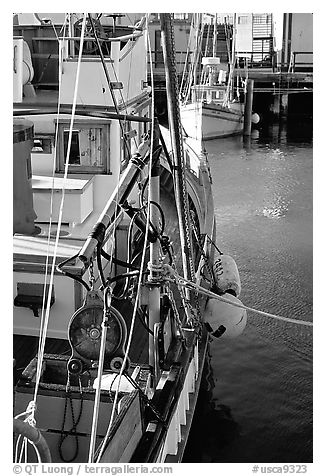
212, 90, 223, 101
32, 136, 52, 154
238, 16, 249, 24
173, 14, 189, 21
57, 120, 110, 174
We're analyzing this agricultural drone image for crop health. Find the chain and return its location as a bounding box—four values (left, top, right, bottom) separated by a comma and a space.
166, 246, 201, 330
190, 210, 215, 286
165, 16, 203, 332
171, 17, 195, 283
89, 259, 96, 290
164, 286, 186, 342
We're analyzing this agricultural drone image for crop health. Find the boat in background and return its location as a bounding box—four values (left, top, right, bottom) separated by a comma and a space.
180, 14, 249, 140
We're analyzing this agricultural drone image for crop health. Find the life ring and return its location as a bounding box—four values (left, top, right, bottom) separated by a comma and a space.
13, 418, 52, 462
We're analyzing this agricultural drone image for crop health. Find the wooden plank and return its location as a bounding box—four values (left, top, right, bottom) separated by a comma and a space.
97, 391, 143, 463
14, 389, 113, 436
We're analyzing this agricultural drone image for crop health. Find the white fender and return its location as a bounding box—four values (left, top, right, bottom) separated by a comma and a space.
251, 112, 260, 124
22, 40, 34, 84
204, 294, 247, 339
212, 254, 241, 297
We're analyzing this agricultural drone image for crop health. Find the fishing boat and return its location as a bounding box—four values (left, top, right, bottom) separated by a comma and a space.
180, 14, 248, 140
13, 13, 246, 463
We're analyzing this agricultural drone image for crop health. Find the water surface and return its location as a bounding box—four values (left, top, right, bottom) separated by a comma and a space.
184, 120, 313, 463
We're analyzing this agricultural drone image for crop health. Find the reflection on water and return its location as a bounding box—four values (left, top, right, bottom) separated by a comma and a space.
184, 119, 313, 463
184, 352, 241, 463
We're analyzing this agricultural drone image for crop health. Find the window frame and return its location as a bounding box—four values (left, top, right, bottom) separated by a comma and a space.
56, 119, 111, 174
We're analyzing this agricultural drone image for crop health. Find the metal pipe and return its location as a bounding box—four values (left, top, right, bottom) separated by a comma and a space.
59, 32, 142, 42
13, 106, 152, 123
148, 122, 162, 381
88, 287, 112, 463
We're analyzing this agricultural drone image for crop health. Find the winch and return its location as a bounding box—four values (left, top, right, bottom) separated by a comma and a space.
67, 290, 129, 375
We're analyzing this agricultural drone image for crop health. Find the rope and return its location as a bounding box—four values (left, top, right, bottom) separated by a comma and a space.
169, 270, 313, 327
34, 19, 67, 414
94, 16, 156, 462
176, 276, 313, 326
88, 14, 132, 160
180, 14, 196, 102
15, 13, 88, 433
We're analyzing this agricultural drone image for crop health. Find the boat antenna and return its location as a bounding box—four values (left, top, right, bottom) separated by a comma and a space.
160, 13, 195, 285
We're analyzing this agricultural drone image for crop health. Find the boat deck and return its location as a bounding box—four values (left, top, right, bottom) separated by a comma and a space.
13, 179, 182, 381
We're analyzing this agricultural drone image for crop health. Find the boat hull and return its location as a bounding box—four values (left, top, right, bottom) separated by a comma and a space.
181, 102, 244, 140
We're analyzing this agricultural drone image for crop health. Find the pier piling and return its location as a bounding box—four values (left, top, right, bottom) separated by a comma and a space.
244, 79, 254, 136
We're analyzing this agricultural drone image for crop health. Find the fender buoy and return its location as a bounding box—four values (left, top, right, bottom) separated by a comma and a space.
204, 293, 247, 339
212, 254, 241, 297
22, 40, 34, 84
251, 112, 260, 124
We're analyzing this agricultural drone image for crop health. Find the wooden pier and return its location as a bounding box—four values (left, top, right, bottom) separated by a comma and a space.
150, 66, 313, 120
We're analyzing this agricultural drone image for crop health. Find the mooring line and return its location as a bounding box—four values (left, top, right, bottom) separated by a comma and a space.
164, 268, 313, 327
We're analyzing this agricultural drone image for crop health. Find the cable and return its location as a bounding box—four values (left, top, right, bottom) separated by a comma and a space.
96, 243, 106, 287
100, 248, 140, 271
137, 308, 154, 336
88, 14, 132, 160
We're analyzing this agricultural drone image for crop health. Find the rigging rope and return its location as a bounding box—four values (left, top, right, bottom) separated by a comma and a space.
15, 14, 88, 438
87, 17, 143, 463
93, 15, 156, 463
180, 14, 196, 102
160, 14, 196, 288
165, 268, 313, 327
36, 20, 67, 401
88, 14, 134, 160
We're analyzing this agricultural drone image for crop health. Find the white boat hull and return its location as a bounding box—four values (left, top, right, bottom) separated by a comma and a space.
181, 102, 244, 140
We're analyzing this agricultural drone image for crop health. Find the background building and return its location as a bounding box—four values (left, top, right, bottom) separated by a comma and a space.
280, 13, 313, 72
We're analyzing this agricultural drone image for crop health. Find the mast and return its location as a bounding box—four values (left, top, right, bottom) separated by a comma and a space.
160, 14, 195, 286
193, 13, 202, 89
230, 13, 237, 101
